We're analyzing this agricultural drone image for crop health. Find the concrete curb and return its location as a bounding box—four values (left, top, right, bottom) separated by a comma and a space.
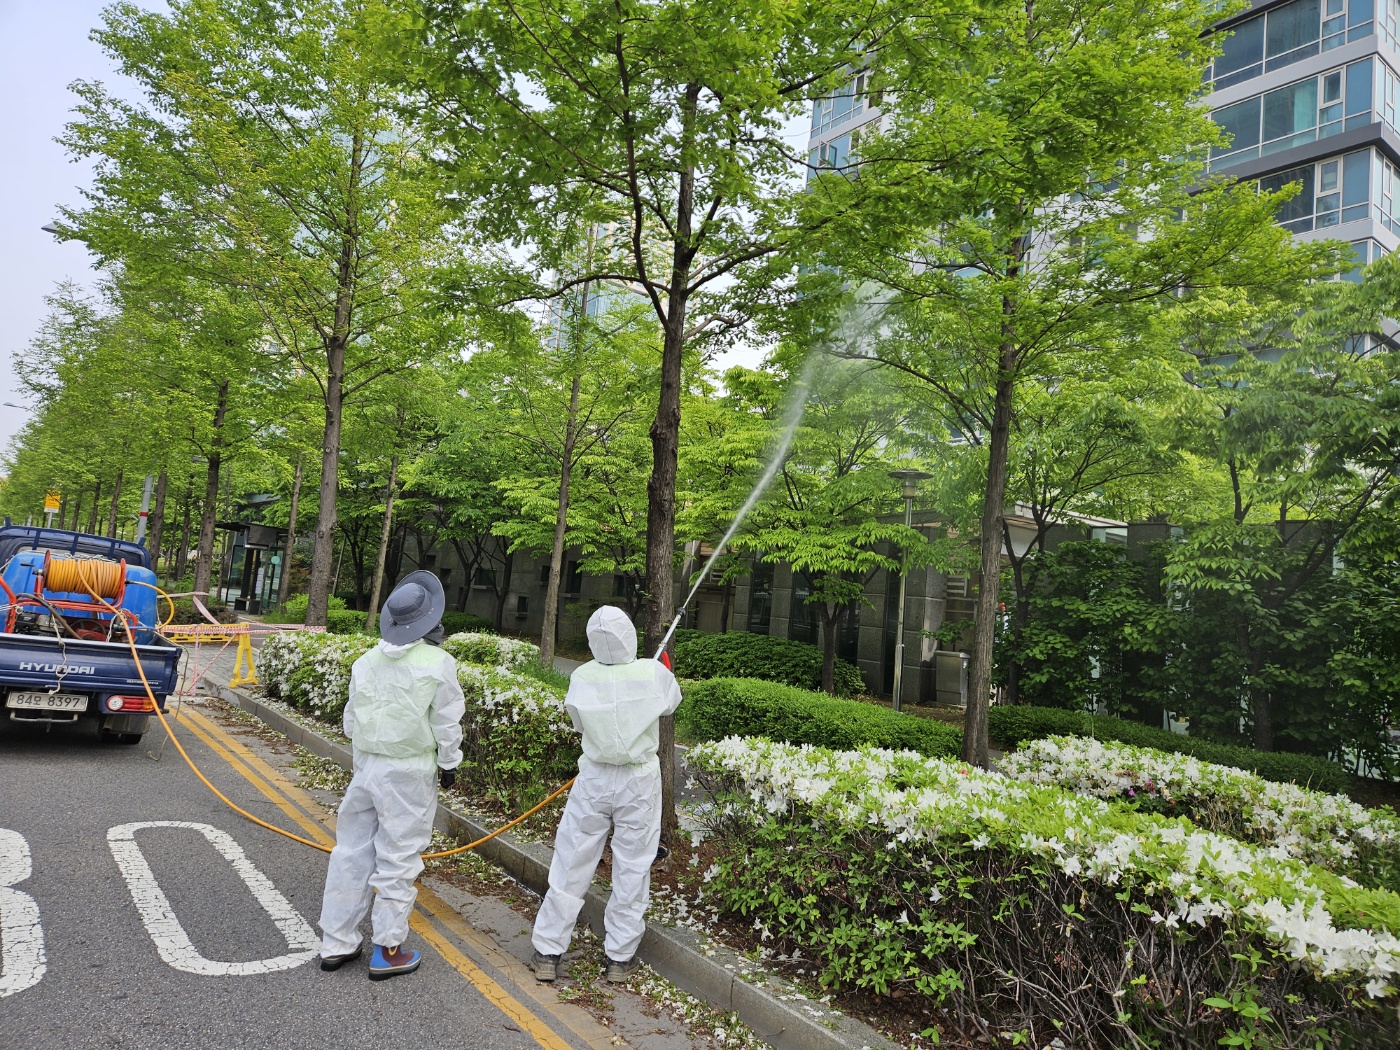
201, 676, 896, 1050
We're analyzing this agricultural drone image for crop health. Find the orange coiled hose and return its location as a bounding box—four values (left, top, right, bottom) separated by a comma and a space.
42, 554, 126, 599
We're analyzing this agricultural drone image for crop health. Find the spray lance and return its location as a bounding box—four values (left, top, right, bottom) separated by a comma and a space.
650, 367, 814, 665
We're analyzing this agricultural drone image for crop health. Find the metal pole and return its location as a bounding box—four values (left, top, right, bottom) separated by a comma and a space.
134, 473, 155, 543
891, 490, 913, 713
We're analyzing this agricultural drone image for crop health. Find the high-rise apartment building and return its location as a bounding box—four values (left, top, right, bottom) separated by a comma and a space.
808, 3, 1400, 277
1206, 0, 1400, 272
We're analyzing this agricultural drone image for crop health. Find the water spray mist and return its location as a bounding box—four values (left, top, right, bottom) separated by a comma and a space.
652, 362, 815, 659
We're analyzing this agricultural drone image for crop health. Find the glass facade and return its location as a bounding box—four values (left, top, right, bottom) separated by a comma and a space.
810, 71, 867, 135
1258, 147, 1400, 235
1209, 56, 1386, 168
1208, 0, 1387, 90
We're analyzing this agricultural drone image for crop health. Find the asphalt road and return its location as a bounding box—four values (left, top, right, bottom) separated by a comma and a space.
0, 710, 603, 1050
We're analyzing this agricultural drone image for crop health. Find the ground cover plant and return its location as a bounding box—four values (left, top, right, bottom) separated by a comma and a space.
1002, 735, 1400, 894
989, 704, 1351, 794
258, 631, 578, 810
688, 737, 1400, 1049
671, 629, 865, 695
677, 677, 961, 758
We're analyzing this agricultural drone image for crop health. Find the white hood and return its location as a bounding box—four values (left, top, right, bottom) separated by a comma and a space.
377, 638, 421, 660
586, 606, 637, 665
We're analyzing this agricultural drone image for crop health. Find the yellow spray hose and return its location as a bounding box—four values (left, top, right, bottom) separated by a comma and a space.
65, 559, 574, 859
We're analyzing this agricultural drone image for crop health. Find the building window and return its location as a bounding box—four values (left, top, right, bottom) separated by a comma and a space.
810, 70, 867, 136
538, 561, 551, 585
1259, 149, 1373, 232
837, 601, 860, 664
1208, 0, 1388, 92
747, 559, 773, 634
945, 575, 976, 624
789, 575, 819, 647
473, 566, 496, 589
564, 560, 583, 595
1210, 57, 1383, 170
1266, 0, 1322, 73
516, 594, 529, 618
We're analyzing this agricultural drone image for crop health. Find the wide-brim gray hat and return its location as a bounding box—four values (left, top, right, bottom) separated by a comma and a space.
379, 569, 446, 644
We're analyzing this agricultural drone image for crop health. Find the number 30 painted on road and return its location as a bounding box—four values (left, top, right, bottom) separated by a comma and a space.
0, 828, 46, 999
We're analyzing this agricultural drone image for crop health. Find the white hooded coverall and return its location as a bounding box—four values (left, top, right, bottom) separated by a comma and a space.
319, 639, 464, 955
532, 606, 683, 963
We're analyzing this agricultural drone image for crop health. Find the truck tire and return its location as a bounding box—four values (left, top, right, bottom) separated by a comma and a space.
100, 712, 150, 745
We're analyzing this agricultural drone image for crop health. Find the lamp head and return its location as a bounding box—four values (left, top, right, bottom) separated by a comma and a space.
888, 468, 933, 500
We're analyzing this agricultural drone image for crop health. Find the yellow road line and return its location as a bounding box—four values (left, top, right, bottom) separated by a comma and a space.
185, 703, 595, 1050
414, 885, 624, 1050
180, 707, 336, 837
408, 912, 577, 1050
177, 709, 335, 848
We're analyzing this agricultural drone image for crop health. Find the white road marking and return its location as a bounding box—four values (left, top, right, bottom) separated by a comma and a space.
107, 821, 319, 976
0, 828, 46, 998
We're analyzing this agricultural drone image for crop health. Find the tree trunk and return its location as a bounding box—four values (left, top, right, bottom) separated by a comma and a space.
493, 549, 515, 632
68, 491, 83, 533
88, 481, 102, 535
278, 457, 303, 606
720, 578, 733, 633
819, 603, 841, 695
148, 471, 169, 572
193, 381, 229, 600
176, 485, 193, 580
306, 133, 362, 627
1004, 548, 1028, 707
1244, 619, 1273, 750
962, 350, 1018, 769
541, 372, 582, 667
365, 452, 400, 632
644, 105, 701, 851
105, 469, 124, 538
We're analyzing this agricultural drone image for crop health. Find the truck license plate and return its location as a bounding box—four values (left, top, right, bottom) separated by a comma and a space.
7, 692, 88, 712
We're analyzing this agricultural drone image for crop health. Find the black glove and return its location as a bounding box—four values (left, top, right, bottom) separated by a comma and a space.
438, 767, 457, 790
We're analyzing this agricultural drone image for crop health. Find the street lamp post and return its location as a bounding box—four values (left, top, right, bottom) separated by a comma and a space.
888, 469, 932, 713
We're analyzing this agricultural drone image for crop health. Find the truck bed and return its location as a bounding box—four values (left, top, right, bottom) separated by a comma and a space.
0, 631, 183, 700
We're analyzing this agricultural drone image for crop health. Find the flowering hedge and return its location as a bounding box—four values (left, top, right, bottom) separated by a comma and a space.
456, 662, 579, 809
440, 631, 540, 670
258, 632, 374, 720
988, 704, 1352, 794
688, 737, 1400, 1049
258, 631, 579, 810
1002, 736, 1400, 894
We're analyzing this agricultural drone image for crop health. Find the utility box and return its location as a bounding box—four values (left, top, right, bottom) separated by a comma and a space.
935, 650, 969, 707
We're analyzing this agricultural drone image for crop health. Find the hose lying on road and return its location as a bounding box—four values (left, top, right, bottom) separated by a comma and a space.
65, 557, 573, 859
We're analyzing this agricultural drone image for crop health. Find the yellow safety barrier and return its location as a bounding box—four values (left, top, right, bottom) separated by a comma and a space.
230, 632, 258, 688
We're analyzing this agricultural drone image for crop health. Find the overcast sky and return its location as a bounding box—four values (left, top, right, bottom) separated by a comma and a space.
0, 1, 157, 451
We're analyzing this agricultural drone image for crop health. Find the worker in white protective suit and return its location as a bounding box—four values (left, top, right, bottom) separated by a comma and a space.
318, 570, 465, 981
530, 605, 683, 984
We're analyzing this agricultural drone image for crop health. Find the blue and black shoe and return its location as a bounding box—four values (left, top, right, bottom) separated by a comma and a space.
368, 943, 421, 981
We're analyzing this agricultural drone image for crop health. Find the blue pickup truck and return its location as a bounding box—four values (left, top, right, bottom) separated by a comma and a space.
0, 525, 184, 744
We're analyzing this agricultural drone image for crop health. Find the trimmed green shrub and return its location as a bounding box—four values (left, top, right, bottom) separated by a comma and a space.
325, 609, 369, 634
672, 629, 865, 695
678, 677, 962, 758
988, 704, 1351, 794
441, 611, 494, 635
